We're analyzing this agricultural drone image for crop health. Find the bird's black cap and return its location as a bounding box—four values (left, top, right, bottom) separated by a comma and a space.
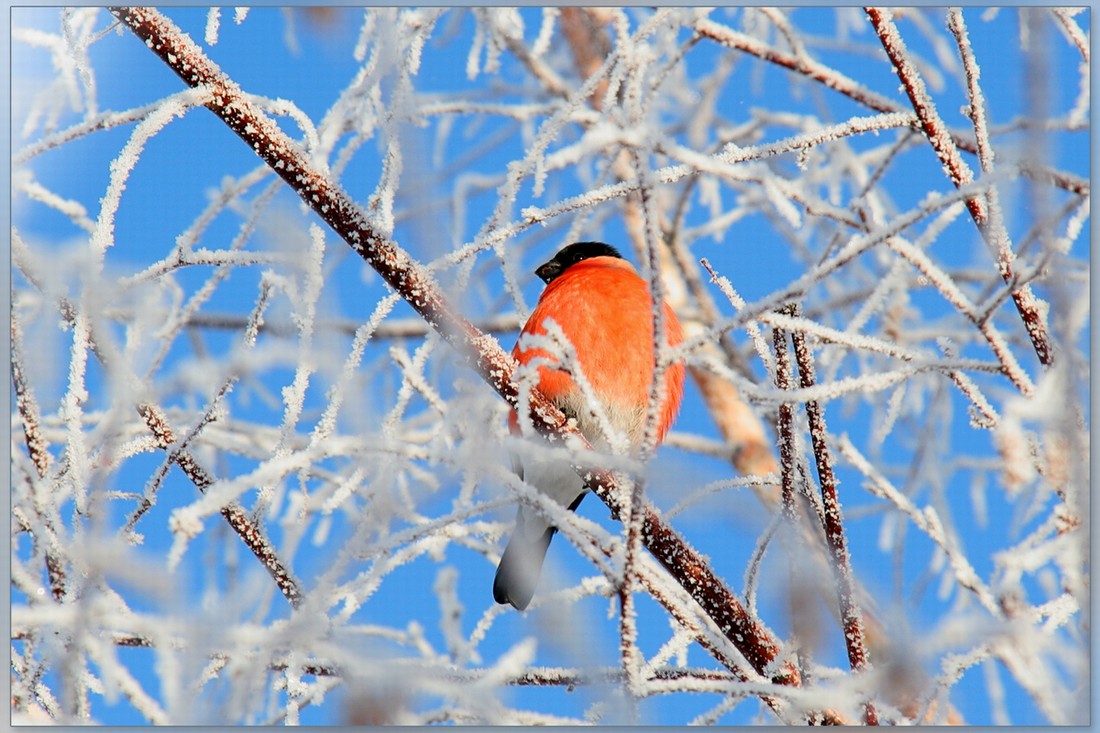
535, 241, 624, 284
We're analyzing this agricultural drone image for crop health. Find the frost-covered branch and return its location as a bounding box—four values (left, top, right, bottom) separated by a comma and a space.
108, 4, 804, 705
867, 7, 1054, 368
138, 403, 306, 608
787, 304, 876, 724
694, 14, 1088, 197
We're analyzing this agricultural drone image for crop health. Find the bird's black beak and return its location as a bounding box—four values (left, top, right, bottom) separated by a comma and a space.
535, 258, 562, 284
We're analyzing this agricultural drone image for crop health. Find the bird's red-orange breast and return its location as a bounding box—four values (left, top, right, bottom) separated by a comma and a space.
511, 255, 684, 445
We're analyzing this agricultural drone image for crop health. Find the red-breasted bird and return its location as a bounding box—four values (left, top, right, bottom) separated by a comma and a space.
493, 241, 685, 610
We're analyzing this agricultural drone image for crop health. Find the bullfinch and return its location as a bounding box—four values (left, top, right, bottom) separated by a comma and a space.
493, 241, 685, 610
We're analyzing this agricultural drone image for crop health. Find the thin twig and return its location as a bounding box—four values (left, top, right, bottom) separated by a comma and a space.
693, 15, 1087, 197
771, 308, 799, 526
136, 402, 305, 609
868, 7, 1054, 369
1051, 8, 1089, 62
788, 303, 877, 725
175, 312, 522, 341
837, 436, 1001, 616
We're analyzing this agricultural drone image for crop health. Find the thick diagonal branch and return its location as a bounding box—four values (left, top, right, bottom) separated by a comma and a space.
108, 6, 798, 693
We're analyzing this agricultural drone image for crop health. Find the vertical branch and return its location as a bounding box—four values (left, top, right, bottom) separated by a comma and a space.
619, 19, 659, 701
788, 304, 877, 725
866, 7, 1053, 368
770, 306, 808, 693
560, 8, 612, 110
616, 576, 642, 717
11, 313, 67, 602
771, 309, 799, 526
617, 168, 658, 711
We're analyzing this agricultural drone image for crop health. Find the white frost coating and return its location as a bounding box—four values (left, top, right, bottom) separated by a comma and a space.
839, 436, 1001, 617
752, 343, 986, 405
400, 8, 444, 77
531, 7, 558, 58
761, 177, 801, 229
309, 292, 400, 446
60, 313, 93, 512
167, 508, 204, 570
92, 87, 212, 259
321, 467, 365, 515
465, 11, 485, 80
15, 16, 91, 136
486, 109, 926, 248
269, 227, 325, 479
482, 638, 538, 685
353, 9, 377, 62
873, 8, 977, 192
19, 177, 96, 233
233, 7, 249, 24
61, 8, 101, 120
524, 52, 614, 199
700, 259, 774, 375
871, 382, 906, 446
482, 8, 523, 75
14, 25, 65, 136
86, 637, 171, 723
257, 96, 321, 160
204, 8, 220, 45
383, 338, 446, 437
885, 233, 1035, 395
433, 566, 466, 661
